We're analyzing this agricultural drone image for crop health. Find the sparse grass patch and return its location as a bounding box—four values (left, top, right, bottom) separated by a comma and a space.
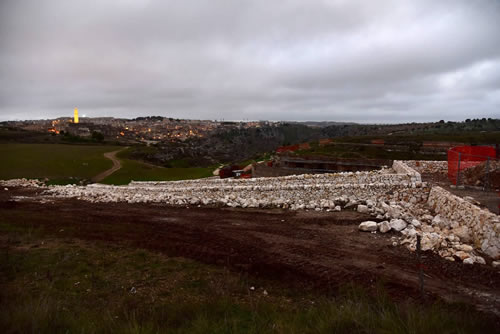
0, 221, 497, 333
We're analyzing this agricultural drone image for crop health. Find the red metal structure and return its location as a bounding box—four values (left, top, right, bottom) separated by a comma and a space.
276, 145, 300, 153
447, 145, 496, 185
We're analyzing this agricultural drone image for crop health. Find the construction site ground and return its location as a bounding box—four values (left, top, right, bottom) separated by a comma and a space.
1, 187, 499, 319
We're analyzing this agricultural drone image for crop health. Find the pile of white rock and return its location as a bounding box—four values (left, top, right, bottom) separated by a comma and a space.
358, 200, 499, 265
359, 215, 487, 265
0, 178, 44, 188
357, 162, 499, 266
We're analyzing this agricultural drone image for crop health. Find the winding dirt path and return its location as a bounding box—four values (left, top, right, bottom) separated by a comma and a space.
91, 147, 128, 183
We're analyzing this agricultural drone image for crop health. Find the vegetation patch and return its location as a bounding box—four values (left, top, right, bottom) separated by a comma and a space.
0, 144, 120, 184
101, 158, 213, 185
0, 221, 497, 333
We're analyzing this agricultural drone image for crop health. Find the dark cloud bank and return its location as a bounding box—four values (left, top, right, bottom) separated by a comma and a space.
1, 0, 499, 122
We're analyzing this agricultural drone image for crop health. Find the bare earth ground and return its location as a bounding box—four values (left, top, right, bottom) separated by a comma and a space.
1, 187, 499, 318
91, 148, 127, 183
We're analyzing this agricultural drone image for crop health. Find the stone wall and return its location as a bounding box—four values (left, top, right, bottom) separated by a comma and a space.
403, 160, 448, 174
253, 157, 390, 178
45, 170, 429, 210
427, 186, 500, 259
392, 160, 422, 181
130, 169, 418, 190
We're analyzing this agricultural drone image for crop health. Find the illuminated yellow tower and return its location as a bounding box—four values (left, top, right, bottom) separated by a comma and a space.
74, 107, 79, 124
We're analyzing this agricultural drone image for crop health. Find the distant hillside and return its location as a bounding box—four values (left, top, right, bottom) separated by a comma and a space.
320, 118, 500, 137
2, 118, 498, 168
126, 123, 321, 166
125, 119, 499, 167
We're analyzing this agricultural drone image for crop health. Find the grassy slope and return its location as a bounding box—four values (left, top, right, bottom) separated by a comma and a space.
0, 144, 120, 184
101, 159, 213, 185
101, 148, 213, 185
0, 143, 212, 185
0, 221, 496, 333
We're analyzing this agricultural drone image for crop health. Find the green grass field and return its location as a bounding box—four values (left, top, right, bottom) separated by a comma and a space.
0, 143, 213, 185
101, 158, 213, 185
0, 144, 120, 184
0, 220, 496, 333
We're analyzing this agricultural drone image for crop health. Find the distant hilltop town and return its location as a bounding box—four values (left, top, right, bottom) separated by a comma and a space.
1, 114, 498, 158
1, 113, 278, 144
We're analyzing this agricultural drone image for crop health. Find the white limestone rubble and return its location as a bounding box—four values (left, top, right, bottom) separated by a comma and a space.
0, 178, 43, 188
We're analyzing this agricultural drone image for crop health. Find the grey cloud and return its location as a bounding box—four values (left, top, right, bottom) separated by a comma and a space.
1, 0, 499, 123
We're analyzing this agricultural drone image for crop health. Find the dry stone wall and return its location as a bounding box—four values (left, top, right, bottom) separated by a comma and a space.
403, 160, 448, 175
42, 167, 429, 210
44, 181, 429, 210
392, 161, 422, 181
128, 168, 418, 189
359, 161, 500, 264
427, 186, 500, 259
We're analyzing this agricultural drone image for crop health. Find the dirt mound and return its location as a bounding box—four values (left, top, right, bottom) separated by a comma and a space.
462, 160, 500, 189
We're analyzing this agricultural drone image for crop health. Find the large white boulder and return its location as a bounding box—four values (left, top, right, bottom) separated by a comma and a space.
378, 221, 391, 233
390, 219, 407, 232
410, 219, 421, 228
357, 205, 369, 213
359, 221, 378, 232
454, 251, 470, 261
452, 226, 472, 244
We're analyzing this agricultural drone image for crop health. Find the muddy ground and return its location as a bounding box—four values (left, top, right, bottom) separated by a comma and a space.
1, 187, 499, 317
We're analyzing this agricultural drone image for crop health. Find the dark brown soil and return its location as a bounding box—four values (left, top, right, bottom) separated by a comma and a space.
1, 187, 499, 316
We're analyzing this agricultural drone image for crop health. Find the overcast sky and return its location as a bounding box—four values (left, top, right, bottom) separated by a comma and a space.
1, 0, 499, 123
